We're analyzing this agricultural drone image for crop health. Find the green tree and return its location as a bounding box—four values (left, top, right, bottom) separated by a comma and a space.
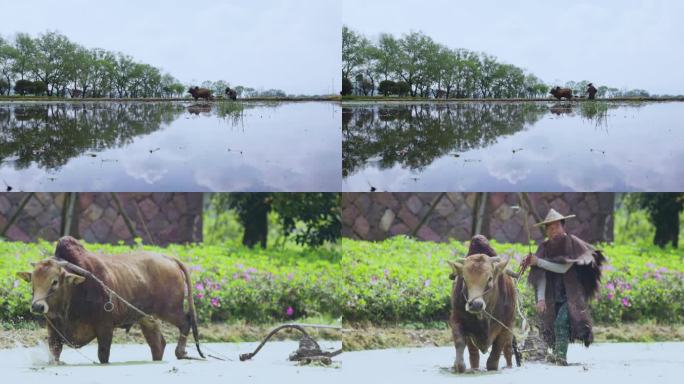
634, 193, 683, 248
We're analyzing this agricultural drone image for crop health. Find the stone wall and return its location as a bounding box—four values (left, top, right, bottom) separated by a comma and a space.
342, 193, 614, 244
0, 193, 203, 245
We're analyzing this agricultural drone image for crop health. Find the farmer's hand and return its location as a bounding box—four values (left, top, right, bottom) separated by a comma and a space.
523, 254, 538, 267
536, 299, 546, 314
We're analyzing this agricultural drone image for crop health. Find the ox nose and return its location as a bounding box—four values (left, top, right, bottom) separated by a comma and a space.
31, 302, 45, 313
468, 300, 483, 312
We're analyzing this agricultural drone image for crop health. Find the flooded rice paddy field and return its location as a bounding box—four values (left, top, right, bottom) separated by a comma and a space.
0, 340, 342, 384
0, 101, 340, 192
342, 101, 684, 191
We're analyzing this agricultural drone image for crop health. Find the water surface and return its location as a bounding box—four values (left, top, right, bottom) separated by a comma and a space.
0, 101, 340, 191
343, 101, 684, 191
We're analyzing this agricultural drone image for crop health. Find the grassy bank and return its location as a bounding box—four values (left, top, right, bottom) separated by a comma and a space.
342, 323, 684, 351
342, 237, 684, 325
0, 96, 341, 102
0, 317, 340, 349
0, 240, 341, 324
341, 95, 684, 103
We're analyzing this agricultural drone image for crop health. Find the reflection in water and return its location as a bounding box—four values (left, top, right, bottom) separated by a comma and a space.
343, 103, 548, 176
0, 101, 339, 191
343, 101, 681, 191
0, 103, 186, 169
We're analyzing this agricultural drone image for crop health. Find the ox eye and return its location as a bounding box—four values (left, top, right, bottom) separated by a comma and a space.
52, 279, 58, 287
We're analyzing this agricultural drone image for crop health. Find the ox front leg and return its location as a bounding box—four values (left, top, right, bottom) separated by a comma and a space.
466, 337, 480, 371
140, 317, 166, 361
486, 337, 504, 371
47, 325, 64, 365
451, 325, 467, 373
95, 329, 113, 364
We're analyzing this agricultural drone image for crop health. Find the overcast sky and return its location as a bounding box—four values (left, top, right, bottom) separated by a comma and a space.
344, 0, 684, 95
1, 0, 341, 95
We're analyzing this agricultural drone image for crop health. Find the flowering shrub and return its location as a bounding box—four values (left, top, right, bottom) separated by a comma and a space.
0, 240, 341, 324
342, 236, 684, 324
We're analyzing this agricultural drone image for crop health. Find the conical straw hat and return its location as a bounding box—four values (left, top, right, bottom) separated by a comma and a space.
534, 208, 576, 226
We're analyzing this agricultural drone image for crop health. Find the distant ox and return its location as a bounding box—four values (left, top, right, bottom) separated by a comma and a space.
188, 86, 214, 101
550, 86, 573, 100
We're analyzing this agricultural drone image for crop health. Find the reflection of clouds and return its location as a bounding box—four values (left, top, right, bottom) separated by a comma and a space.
556, 164, 622, 191
1, 102, 339, 191
122, 156, 169, 185
345, 103, 684, 191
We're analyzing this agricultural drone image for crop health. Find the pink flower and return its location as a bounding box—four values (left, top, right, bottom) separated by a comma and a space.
621, 297, 631, 308
211, 297, 220, 307
370, 275, 378, 283
232, 273, 239, 280
195, 283, 205, 291
286, 306, 294, 316
288, 272, 295, 281
607, 292, 615, 300
243, 272, 251, 281
605, 283, 615, 291
197, 292, 204, 299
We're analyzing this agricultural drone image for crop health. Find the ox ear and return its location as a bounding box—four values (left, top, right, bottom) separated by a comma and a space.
64, 272, 85, 285
447, 260, 464, 276
492, 255, 510, 277
16, 272, 32, 282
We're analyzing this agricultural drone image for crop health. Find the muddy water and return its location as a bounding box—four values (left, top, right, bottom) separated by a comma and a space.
342, 342, 683, 383
0, 101, 341, 191
343, 101, 684, 191
0, 340, 342, 384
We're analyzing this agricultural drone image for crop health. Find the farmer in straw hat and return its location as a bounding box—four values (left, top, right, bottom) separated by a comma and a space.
523, 208, 606, 365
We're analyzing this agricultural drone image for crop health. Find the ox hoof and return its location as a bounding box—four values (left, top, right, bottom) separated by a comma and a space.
49, 360, 65, 366
454, 364, 466, 373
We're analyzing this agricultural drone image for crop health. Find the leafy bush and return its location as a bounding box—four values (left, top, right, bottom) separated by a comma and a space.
0, 240, 341, 324
342, 236, 684, 325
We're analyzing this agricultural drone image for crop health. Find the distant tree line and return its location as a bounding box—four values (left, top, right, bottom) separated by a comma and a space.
0, 31, 289, 98
342, 26, 655, 99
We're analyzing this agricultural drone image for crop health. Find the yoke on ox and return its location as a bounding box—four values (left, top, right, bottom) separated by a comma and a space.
16, 236, 204, 364
448, 254, 517, 373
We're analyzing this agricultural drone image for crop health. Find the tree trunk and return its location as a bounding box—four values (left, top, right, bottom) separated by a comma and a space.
653, 210, 679, 248
241, 197, 270, 249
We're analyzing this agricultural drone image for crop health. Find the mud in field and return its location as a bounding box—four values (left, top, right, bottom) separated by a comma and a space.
0, 341, 342, 384
342, 342, 684, 384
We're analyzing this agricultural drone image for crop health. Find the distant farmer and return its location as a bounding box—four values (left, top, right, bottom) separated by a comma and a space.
586, 83, 597, 100
523, 209, 605, 365
225, 87, 237, 100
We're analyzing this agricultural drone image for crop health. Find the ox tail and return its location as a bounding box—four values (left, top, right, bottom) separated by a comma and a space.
176, 258, 205, 359
512, 335, 522, 367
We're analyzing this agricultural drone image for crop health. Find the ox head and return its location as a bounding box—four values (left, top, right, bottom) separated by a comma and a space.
448, 254, 509, 314
16, 259, 85, 314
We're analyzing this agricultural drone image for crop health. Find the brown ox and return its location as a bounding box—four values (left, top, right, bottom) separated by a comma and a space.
550, 86, 573, 100
188, 86, 214, 101
448, 254, 516, 372
16, 236, 203, 364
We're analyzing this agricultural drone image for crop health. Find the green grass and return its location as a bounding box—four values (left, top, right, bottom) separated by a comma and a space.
0, 239, 341, 324
341, 236, 684, 325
